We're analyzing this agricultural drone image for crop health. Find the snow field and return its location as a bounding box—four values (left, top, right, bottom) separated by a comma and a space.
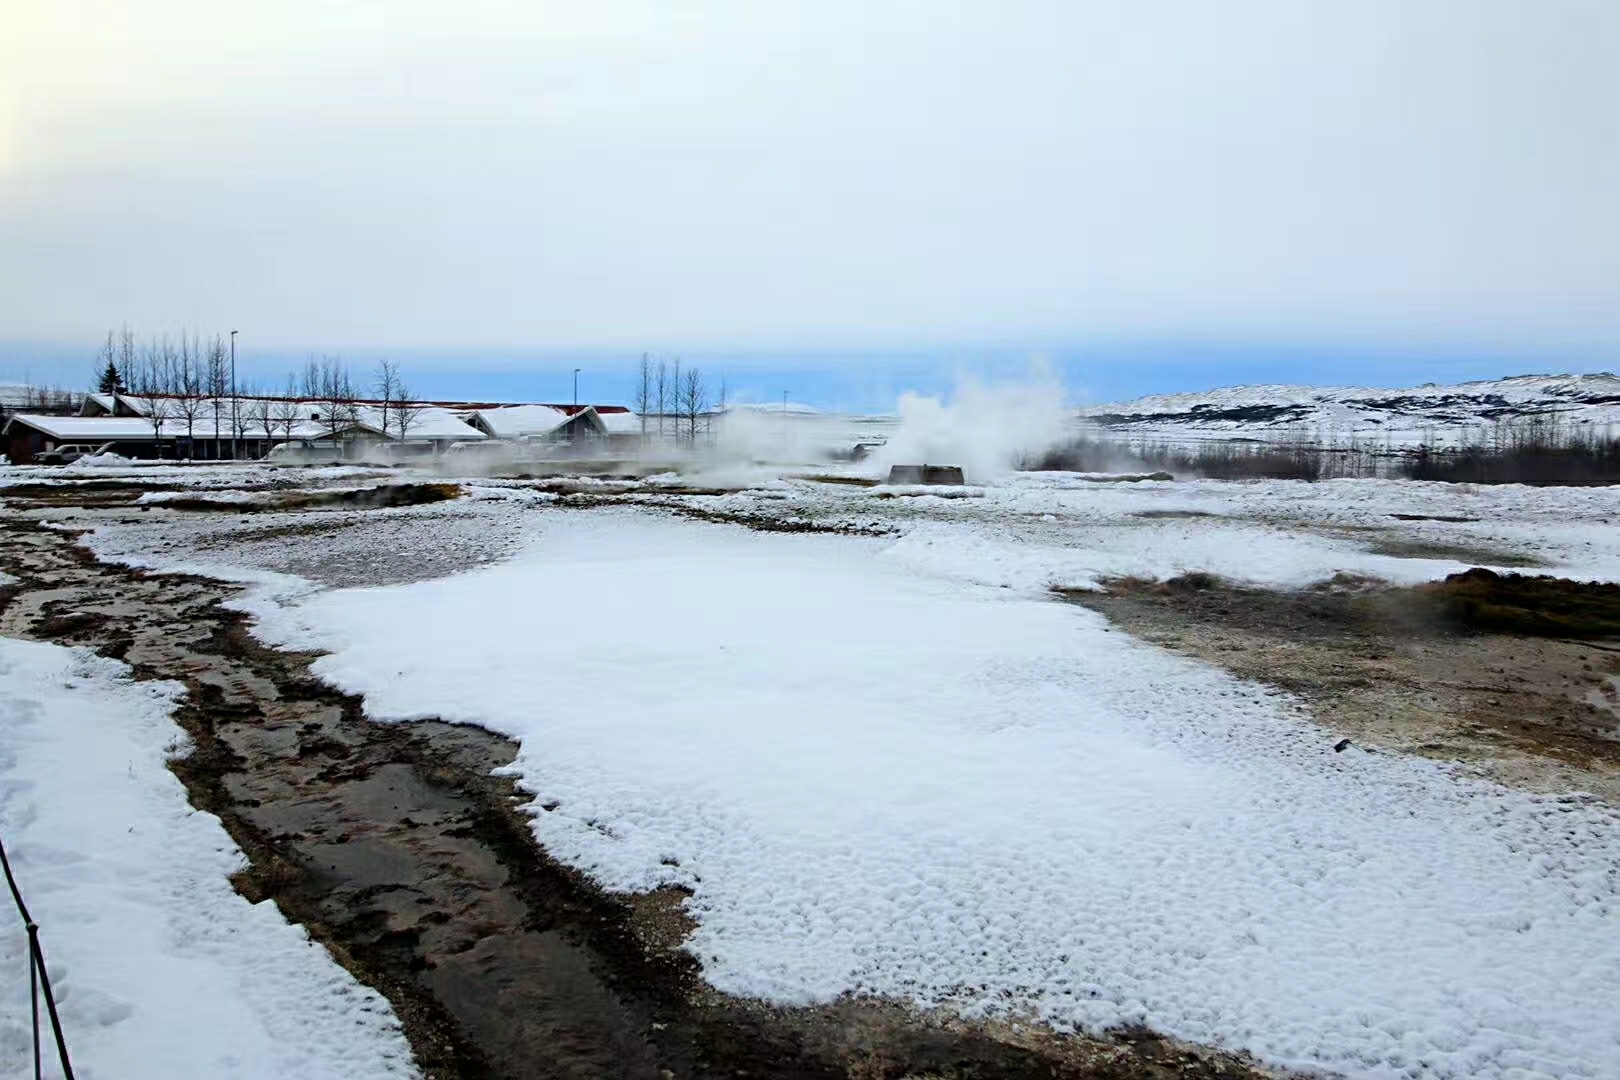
770, 472, 1620, 591
0, 639, 417, 1080
247, 511, 1620, 1080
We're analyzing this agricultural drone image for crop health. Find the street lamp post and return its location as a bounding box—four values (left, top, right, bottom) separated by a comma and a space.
229, 330, 238, 460
573, 368, 581, 408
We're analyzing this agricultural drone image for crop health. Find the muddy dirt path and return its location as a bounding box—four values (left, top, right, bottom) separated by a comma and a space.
0, 518, 1281, 1080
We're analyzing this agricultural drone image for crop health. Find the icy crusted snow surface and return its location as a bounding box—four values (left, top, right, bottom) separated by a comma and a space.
248, 511, 1620, 1080
750, 472, 1620, 591
82, 497, 534, 589
0, 638, 417, 1080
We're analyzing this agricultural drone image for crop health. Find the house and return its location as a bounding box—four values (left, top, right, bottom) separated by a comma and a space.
461, 404, 609, 444
78, 393, 148, 418
594, 407, 644, 449
4, 414, 172, 463
3, 394, 625, 463
348, 406, 487, 455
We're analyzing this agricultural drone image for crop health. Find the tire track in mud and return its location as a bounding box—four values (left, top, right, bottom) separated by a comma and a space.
0, 518, 1282, 1080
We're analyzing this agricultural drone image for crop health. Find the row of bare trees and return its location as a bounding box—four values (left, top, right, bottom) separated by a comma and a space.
634, 353, 710, 444
93, 328, 422, 458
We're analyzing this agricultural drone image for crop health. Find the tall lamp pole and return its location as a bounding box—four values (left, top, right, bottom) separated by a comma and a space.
229, 330, 239, 460
573, 368, 581, 408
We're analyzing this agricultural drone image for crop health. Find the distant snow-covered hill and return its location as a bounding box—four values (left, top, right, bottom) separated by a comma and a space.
0, 383, 36, 409
1080, 373, 1620, 446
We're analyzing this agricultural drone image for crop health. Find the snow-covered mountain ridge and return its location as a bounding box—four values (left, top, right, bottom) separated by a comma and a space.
1081, 373, 1620, 445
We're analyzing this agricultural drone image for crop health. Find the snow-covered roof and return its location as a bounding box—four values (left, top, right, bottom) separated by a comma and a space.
9, 395, 630, 444
351, 406, 487, 441
463, 404, 577, 438
5, 411, 348, 443
398, 407, 489, 441
4, 414, 181, 440
596, 409, 642, 435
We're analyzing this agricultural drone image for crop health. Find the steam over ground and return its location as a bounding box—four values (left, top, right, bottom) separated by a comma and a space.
865, 370, 1073, 482
608, 369, 1078, 485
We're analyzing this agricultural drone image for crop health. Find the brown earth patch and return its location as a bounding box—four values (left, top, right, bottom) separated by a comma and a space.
1080, 472, 1175, 484
158, 482, 464, 513
1389, 513, 1481, 523
1059, 571, 1620, 800
1313, 523, 1545, 568
0, 480, 156, 509
791, 474, 883, 488
1361, 537, 1546, 567
670, 504, 899, 536
1420, 567, 1620, 637
0, 517, 1286, 1080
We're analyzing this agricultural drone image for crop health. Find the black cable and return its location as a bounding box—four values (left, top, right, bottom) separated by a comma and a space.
0, 834, 76, 1080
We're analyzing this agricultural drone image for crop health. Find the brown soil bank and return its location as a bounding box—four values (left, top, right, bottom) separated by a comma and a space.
1418, 567, 1620, 637
0, 520, 1283, 1080
1062, 570, 1620, 801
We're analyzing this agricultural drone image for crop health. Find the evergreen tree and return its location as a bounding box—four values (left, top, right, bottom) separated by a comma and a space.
95, 329, 127, 395
97, 359, 124, 394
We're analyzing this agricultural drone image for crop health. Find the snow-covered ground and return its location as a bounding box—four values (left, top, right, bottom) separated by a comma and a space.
0, 638, 417, 1080
685, 472, 1620, 591
1080, 372, 1620, 448
19, 459, 1620, 1079
231, 510, 1620, 1080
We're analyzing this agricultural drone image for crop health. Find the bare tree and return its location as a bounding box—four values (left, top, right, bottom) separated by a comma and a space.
392, 377, 425, 442
118, 326, 138, 406
172, 333, 207, 458
679, 366, 708, 444
131, 339, 174, 456
272, 375, 303, 442
655, 359, 668, 441
374, 359, 402, 438
316, 357, 358, 449
204, 335, 229, 455
231, 376, 251, 448
299, 357, 322, 400
245, 391, 274, 451
23, 383, 76, 413
635, 352, 654, 440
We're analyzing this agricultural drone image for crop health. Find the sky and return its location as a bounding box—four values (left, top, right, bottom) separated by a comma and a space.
2, 1, 1617, 409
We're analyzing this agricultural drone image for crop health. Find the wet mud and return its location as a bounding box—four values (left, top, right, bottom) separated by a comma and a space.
1063, 572, 1620, 800
0, 518, 1282, 1080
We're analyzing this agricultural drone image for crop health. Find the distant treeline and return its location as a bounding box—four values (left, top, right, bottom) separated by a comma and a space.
0, 385, 83, 417
1027, 415, 1620, 486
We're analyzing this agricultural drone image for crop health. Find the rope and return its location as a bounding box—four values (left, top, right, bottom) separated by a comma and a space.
0, 834, 76, 1080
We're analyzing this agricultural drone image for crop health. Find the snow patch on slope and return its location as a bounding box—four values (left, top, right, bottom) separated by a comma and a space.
0, 638, 417, 1080
1083, 373, 1620, 446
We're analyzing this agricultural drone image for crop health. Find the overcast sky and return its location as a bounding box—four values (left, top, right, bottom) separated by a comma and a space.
2, 1, 1616, 395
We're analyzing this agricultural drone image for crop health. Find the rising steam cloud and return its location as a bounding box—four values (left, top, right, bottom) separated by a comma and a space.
868, 365, 1073, 482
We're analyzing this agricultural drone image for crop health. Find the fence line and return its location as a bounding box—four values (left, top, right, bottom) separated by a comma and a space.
0, 833, 75, 1080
